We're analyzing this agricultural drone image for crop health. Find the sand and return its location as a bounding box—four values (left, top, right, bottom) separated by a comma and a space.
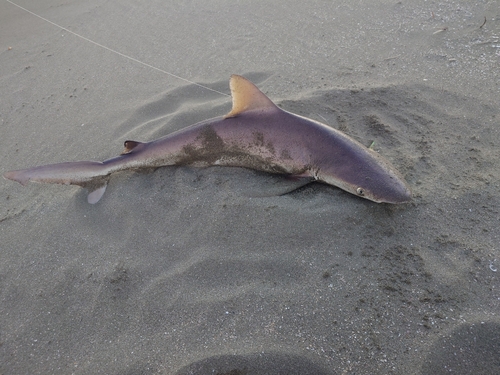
1, 1, 499, 374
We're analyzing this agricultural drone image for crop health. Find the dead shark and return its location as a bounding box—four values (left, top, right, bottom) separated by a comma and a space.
3, 75, 412, 204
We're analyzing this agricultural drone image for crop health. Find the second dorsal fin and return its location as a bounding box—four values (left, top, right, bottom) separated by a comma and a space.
121, 140, 144, 155
224, 75, 279, 118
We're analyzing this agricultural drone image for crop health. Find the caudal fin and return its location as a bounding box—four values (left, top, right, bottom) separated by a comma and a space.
3, 161, 110, 204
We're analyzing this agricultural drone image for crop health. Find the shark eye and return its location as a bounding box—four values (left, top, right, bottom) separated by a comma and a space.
356, 187, 364, 196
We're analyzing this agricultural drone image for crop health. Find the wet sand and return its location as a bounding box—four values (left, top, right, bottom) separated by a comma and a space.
1, 1, 499, 374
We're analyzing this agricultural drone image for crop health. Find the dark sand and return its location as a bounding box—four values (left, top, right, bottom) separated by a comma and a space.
1, 1, 499, 374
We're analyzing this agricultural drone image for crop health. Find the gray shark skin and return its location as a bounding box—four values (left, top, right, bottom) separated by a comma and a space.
3, 75, 412, 204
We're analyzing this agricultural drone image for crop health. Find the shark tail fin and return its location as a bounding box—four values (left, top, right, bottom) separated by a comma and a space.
3, 161, 111, 204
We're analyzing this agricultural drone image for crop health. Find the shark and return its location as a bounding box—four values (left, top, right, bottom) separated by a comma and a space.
3, 75, 412, 204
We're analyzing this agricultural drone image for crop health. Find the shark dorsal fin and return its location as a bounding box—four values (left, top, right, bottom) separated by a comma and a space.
121, 140, 144, 155
224, 75, 279, 118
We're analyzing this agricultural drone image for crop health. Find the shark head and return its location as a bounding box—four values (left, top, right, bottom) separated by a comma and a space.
318, 146, 412, 204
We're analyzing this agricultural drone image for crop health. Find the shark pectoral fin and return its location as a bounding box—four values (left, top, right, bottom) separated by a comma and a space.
236, 172, 314, 197
87, 184, 107, 204
224, 75, 279, 118
121, 140, 145, 155
279, 176, 315, 195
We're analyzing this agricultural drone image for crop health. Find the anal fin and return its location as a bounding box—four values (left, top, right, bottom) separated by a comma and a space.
79, 177, 109, 204
87, 184, 107, 204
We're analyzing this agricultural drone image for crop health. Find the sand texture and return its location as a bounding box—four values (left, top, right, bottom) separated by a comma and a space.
1, 1, 499, 374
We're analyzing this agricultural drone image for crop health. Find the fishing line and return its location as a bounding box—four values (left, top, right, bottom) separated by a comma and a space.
5, 0, 230, 97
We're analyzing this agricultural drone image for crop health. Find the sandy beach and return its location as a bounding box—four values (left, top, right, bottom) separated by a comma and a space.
1, 1, 499, 374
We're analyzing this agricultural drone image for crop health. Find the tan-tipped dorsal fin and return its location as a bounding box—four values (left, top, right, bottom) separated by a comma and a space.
121, 140, 144, 155
224, 75, 279, 118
